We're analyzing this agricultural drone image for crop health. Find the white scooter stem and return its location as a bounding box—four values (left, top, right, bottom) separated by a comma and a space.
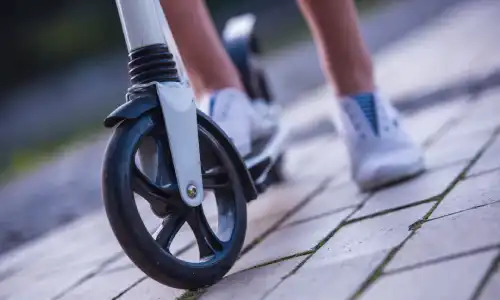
115, 0, 204, 207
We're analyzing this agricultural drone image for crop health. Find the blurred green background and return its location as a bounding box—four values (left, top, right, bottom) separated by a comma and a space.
1, 0, 378, 97
1, 0, 283, 97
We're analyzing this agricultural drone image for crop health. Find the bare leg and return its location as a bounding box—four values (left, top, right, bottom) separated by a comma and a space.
159, 0, 244, 99
297, 0, 375, 96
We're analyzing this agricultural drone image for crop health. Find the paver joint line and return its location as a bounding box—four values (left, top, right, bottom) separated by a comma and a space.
242, 250, 314, 273
112, 276, 147, 300
385, 244, 500, 276
281, 205, 357, 229
422, 199, 500, 225
240, 177, 333, 257
347, 197, 438, 226
465, 166, 500, 180
349, 234, 413, 300
470, 251, 500, 300
50, 252, 124, 300
421, 110, 465, 148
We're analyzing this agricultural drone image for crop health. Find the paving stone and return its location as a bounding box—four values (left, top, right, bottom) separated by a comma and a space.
0, 211, 125, 300
283, 136, 332, 171
61, 255, 145, 300
318, 204, 432, 262
282, 135, 345, 182
233, 208, 352, 272
243, 179, 322, 249
266, 250, 388, 300
375, 0, 500, 101
201, 257, 304, 300
0, 202, 194, 300
281, 182, 366, 227
451, 90, 500, 137
352, 164, 464, 219
401, 99, 467, 144
0, 210, 120, 273
468, 136, 500, 176
477, 257, 500, 300
432, 170, 500, 218
425, 129, 492, 169
119, 277, 184, 300
388, 202, 500, 271
288, 138, 348, 182
0, 263, 97, 300
453, 114, 500, 139
449, 108, 500, 139
281, 90, 336, 145
360, 250, 498, 300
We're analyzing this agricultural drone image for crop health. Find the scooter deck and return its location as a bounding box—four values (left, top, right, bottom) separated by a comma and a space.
244, 122, 288, 193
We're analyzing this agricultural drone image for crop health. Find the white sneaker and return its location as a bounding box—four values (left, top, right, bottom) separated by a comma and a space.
198, 88, 278, 157
335, 92, 425, 191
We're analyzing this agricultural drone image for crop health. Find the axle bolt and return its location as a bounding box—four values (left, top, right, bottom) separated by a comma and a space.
186, 184, 197, 199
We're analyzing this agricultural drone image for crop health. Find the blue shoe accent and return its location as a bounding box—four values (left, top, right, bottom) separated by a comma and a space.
352, 92, 378, 135
208, 91, 219, 117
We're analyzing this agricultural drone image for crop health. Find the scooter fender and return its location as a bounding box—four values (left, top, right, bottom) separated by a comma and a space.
103, 90, 158, 128
103, 92, 258, 201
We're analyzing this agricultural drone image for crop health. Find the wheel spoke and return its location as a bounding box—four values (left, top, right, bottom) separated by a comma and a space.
186, 207, 224, 259
132, 165, 180, 207
153, 213, 186, 251
202, 166, 229, 190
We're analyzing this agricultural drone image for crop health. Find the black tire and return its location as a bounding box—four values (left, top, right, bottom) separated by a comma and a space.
102, 113, 247, 289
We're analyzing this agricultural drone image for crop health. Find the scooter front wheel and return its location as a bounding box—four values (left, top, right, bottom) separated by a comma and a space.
102, 112, 247, 289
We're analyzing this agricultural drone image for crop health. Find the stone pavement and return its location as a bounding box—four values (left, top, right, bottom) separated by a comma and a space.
2, 0, 500, 299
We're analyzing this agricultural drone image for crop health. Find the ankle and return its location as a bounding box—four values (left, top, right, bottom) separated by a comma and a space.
334, 71, 375, 97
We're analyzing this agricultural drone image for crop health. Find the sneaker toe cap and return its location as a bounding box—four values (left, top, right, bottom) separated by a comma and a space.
354, 148, 425, 191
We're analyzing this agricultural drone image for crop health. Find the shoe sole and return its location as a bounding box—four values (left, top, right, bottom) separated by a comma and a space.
357, 159, 426, 192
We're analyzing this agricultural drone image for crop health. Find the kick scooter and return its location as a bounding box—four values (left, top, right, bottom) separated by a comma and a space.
101, 0, 287, 290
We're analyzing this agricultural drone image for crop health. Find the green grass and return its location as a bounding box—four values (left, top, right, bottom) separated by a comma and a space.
0, 121, 104, 183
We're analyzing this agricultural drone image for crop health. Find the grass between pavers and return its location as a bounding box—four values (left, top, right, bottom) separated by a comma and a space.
418, 199, 500, 226
349, 126, 500, 299
244, 250, 314, 272
385, 243, 500, 276
471, 250, 500, 300
177, 289, 207, 300
464, 166, 500, 180
254, 115, 499, 299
